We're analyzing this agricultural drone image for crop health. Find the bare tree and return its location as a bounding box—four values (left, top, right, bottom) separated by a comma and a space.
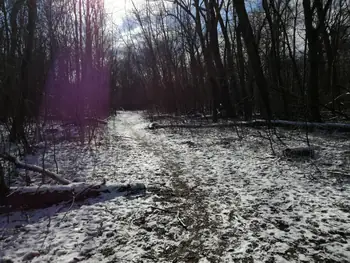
233, 0, 272, 119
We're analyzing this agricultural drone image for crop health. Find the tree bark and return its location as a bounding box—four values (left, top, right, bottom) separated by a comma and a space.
0, 183, 146, 213
235, 22, 252, 120
208, 0, 235, 117
9, 0, 37, 148
302, 0, 332, 121
233, 0, 272, 120
262, 0, 289, 119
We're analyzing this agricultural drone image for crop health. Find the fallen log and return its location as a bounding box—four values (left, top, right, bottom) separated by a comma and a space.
148, 120, 350, 132
283, 147, 316, 158
147, 122, 242, 129
148, 122, 159, 129
0, 183, 146, 213
61, 117, 108, 127
0, 153, 71, 185
267, 120, 350, 132
149, 114, 210, 121
84, 117, 108, 125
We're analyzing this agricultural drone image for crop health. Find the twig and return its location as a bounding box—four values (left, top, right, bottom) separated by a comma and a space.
41, 215, 52, 249
149, 206, 177, 214
54, 191, 76, 226
176, 211, 188, 230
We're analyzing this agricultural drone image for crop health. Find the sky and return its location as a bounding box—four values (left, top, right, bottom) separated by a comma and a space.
104, 0, 146, 26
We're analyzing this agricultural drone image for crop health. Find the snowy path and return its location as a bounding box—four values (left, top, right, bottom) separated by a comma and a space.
1, 111, 350, 262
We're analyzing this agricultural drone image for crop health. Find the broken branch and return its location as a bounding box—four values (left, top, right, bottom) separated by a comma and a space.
0, 153, 71, 185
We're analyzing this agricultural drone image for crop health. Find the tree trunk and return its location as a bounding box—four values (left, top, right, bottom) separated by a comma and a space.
0, 183, 146, 213
233, 0, 272, 120
216, 1, 239, 117
9, 0, 37, 149
235, 22, 252, 120
303, 0, 326, 122
306, 34, 322, 121
262, 0, 289, 119
208, 0, 235, 118
0, 164, 9, 198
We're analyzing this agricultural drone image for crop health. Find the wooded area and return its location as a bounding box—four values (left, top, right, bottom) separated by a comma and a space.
1, 2, 350, 260
0, 0, 350, 145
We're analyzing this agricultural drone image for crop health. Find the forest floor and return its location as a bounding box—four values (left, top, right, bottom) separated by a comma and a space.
1, 111, 350, 263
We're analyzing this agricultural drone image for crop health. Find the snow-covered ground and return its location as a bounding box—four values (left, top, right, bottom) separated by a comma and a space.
1, 111, 350, 262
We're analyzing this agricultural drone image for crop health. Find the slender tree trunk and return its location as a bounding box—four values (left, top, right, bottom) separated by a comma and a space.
233, 0, 272, 120
306, 32, 322, 121
235, 22, 252, 120
303, 0, 328, 121
215, 1, 238, 117
10, 0, 37, 149
208, 0, 235, 118
263, 0, 289, 119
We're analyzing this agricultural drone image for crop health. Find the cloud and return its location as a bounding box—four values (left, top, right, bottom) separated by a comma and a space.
104, 0, 147, 25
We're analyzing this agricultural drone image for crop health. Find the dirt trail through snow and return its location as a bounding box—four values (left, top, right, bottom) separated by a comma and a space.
117, 112, 233, 262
